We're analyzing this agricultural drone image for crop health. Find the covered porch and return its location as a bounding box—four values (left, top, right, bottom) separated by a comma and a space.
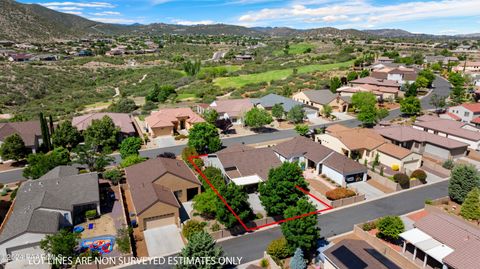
400, 228, 453, 269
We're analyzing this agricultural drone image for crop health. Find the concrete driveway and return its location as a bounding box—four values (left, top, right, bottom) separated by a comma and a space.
248, 193, 266, 215
153, 136, 176, 148
143, 225, 184, 257
349, 181, 385, 200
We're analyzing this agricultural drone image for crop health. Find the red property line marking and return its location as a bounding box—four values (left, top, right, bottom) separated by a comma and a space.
188, 155, 334, 232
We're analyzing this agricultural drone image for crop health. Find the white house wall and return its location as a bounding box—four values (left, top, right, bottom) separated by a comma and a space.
321, 165, 345, 187
0, 233, 47, 262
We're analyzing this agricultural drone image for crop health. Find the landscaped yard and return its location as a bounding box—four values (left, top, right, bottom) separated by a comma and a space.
177, 93, 197, 100
214, 60, 354, 88
273, 42, 316, 56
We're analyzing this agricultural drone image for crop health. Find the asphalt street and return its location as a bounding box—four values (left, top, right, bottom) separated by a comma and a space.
121, 180, 449, 268
0, 76, 450, 184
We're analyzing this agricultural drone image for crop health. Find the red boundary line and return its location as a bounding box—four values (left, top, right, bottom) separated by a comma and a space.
188, 155, 333, 232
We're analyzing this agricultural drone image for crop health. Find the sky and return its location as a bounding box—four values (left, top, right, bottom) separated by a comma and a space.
18, 0, 480, 35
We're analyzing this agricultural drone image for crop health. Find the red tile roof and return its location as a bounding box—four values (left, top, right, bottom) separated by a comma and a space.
461, 103, 480, 113
445, 112, 461, 121
145, 107, 204, 128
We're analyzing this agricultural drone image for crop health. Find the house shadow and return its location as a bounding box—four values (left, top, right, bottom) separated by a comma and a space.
99, 183, 115, 214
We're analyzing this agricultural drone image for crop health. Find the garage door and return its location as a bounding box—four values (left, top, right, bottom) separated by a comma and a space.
144, 214, 175, 230
8, 244, 44, 259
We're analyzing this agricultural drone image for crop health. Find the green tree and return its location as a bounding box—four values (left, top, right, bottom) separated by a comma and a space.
449, 164, 480, 203
415, 76, 430, 89
83, 116, 119, 153
259, 162, 308, 216
146, 83, 161, 102
271, 104, 285, 119
109, 98, 137, 113
418, 69, 435, 87
405, 82, 418, 97
188, 123, 222, 154
177, 231, 223, 269
400, 96, 421, 116
40, 229, 79, 267
267, 237, 291, 260
346, 71, 358, 81
294, 124, 309, 136
448, 72, 466, 105
51, 121, 81, 150
120, 154, 147, 168
201, 166, 225, 189
181, 146, 204, 168
157, 85, 177, 103
322, 104, 333, 118
287, 105, 305, 124
39, 112, 51, 151
183, 60, 201, 77
0, 134, 27, 161
72, 144, 114, 172
119, 137, 143, 159
290, 248, 307, 269
376, 216, 405, 242
23, 147, 70, 179
103, 168, 123, 185
281, 199, 320, 252
203, 109, 219, 125
215, 184, 253, 228
460, 187, 480, 221
429, 93, 446, 114
193, 189, 218, 219
359, 69, 370, 78
352, 92, 379, 126
182, 220, 207, 239
329, 76, 342, 93
377, 108, 389, 121
244, 108, 273, 129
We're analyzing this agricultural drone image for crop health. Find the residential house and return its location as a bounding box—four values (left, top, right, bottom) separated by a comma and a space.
292, 90, 350, 114
446, 103, 480, 124
272, 136, 367, 186
0, 121, 42, 162
336, 84, 399, 101
124, 157, 201, 230
7, 53, 32, 62
72, 112, 137, 138
0, 166, 100, 262
370, 66, 418, 85
424, 55, 459, 65
209, 99, 253, 125
323, 239, 401, 269
453, 61, 480, 74
350, 77, 401, 99
376, 56, 394, 64
252, 93, 317, 119
205, 144, 282, 189
145, 108, 204, 137
413, 115, 480, 150
400, 211, 480, 269
317, 124, 422, 173
375, 125, 468, 160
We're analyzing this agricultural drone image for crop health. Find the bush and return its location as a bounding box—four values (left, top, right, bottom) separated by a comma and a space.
326, 187, 356, 200
182, 220, 207, 240
256, 213, 264, 219
391, 164, 400, 171
442, 159, 455, 170
376, 216, 404, 242
85, 210, 97, 219
260, 258, 269, 268
211, 222, 221, 232
120, 154, 147, 168
266, 237, 291, 260
411, 169, 427, 184
393, 173, 410, 189
103, 168, 123, 185
174, 134, 189, 140
362, 221, 377, 231
116, 227, 132, 254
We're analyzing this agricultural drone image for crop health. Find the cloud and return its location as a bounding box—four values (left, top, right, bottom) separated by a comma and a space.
48, 6, 83, 11
64, 11, 83, 15
91, 11, 121, 16
42, 2, 115, 8
172, 19, 216, 25
87, 17, 137, 24
238, 0, 480, 28
150, 0, 173, 5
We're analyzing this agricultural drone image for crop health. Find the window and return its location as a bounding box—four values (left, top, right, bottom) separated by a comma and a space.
465, 112, 470, 117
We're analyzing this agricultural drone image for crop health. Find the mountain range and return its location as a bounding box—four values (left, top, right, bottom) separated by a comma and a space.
0, 0, 477, 42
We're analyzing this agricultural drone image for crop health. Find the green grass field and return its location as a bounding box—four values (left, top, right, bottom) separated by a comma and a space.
273, 43, 315, 56
214, 60, 354, 89
177, 93, 197, 100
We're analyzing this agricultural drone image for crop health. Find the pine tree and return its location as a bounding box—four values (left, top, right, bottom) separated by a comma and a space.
449, 164, 480, 203
290, 248, 306, 269
39, 112, 51, 151
460, 187, 480, 221
177, 231, 223, 269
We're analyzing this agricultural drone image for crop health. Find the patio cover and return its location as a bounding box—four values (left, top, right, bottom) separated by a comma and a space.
426, 244, 454, 262
231, 175, 263, 186
400, 228, 432, 244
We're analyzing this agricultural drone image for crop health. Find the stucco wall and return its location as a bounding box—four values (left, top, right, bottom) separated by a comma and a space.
322, 165, 345, 187
138, 202, 179, 231
154, 172, 200, 203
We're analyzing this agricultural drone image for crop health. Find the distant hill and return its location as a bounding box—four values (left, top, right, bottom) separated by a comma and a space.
363, 29, 417, 37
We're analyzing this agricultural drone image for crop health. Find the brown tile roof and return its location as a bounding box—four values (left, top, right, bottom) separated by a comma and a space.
210, 99, 253, 117
327, 125, 386, 151
377, 143, 413, 159
125, 157, 200, 214
216, 145, 282, 181
145, 108, 204, 128
374, 125, 468, 150
351, 76, 400, 88
413, 116, 480, 141
322, 152, 367, 175
72, 113, 135, 134
272, 136, 332, 163
0, 121, 41, 147
415, 212, 480, 269
323, 239, 401, 269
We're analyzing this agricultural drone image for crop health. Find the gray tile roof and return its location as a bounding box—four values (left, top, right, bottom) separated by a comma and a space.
273, 136, 332, 163
255, 93, 303, 112
301, 90, 338, 105
0, 167, 99, 243
0, 121, 41, 148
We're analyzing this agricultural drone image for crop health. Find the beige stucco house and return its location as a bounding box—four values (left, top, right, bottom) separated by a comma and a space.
145, 107, 205, 137
292, 89, 350, 113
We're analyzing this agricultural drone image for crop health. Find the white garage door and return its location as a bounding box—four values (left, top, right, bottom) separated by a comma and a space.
8, 244, 44, 259
144, 214, 175, 230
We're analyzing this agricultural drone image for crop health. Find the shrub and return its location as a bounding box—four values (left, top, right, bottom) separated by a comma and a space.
460, 188, 480, 220
120, 154, 147, 168
211, 222, 221, 232
425, 199, 433, 205
393, 173, 410, 189
266, 237, 291, 260
103, 168, 123, 185
391, 164, 400, 171
442, 159, 455, 170
174, 134, 189, 140
116, 227, 132, 254
182, 220, 207, 240
256, 213, 264, 219
376, 216, 404, 242
326, 188, 356, 200
411, 169, 427, 184
85, 210, 97, 220
362, 221, 377, 231
260, 258, 269, 268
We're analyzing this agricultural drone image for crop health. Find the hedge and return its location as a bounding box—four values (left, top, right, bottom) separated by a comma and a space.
326, 187, 356, 200
410, 169, 427, 184
393, 173, 410, 189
